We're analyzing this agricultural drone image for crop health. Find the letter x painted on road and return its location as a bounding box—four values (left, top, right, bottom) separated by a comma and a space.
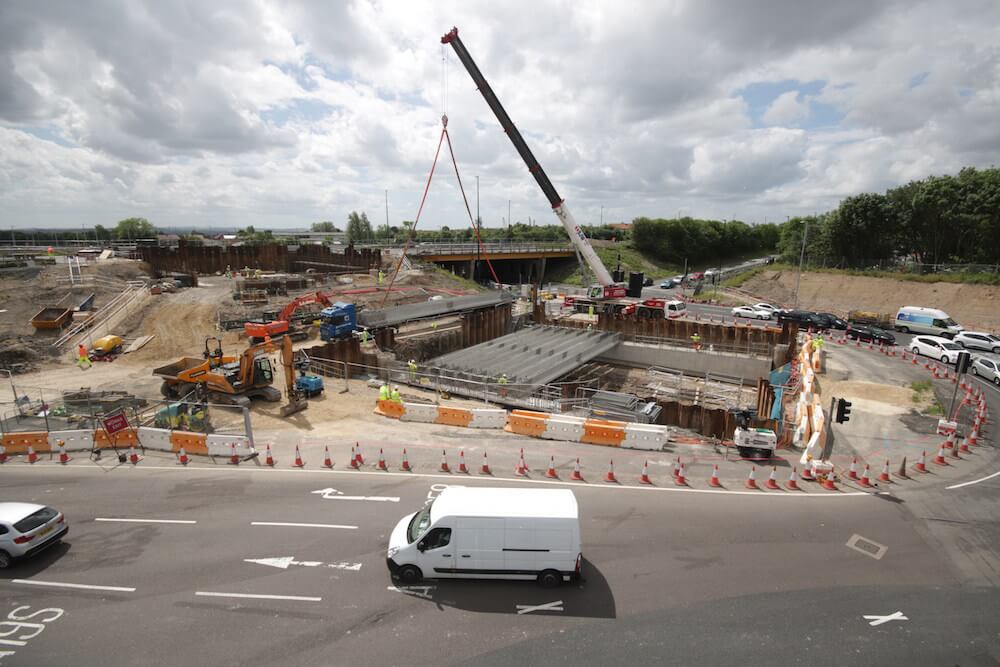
516, 600, 564, 614
863, 611, 908, 626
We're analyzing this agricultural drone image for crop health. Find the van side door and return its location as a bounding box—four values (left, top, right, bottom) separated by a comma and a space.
455, 518, 505, 575
415, 527, 455, 575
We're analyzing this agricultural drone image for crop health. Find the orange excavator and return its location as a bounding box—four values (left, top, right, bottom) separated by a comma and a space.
244, 291, 332, 343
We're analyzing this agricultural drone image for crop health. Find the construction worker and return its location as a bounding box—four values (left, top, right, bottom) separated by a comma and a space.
588, 304, 595, 317
225, 264, 232, 279
378, 269, 385, 285
243, 265, 251, 277
390, 385, 402, 403
379, 382, 390, 401
408, 359, 418, 382
254, 268, 262, 279
359, 329, 370, 344
814, 334, 825, 350
498, 373, 509, 386
77, 343, 92, 369
690, 332, 702, 351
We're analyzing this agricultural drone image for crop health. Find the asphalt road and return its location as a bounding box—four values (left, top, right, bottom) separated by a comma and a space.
2, 462, 998, 666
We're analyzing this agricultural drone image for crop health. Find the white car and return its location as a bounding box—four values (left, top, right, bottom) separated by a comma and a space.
753, 303, 780, 316
910, 335, 964, 364
970, 356, 1000, 386
0, 503, 68, 569
732, 305, 771, 320
954, 331, 1000, 354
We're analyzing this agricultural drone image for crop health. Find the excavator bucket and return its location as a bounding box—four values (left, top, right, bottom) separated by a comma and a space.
279, 398, 308, 418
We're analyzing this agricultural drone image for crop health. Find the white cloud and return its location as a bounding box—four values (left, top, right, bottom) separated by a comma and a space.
762, 91, 809, 126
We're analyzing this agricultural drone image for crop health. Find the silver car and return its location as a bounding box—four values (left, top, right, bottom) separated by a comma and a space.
0, 503, 68, 569
971, 356, 1000, 386
955, 331, 1000, 354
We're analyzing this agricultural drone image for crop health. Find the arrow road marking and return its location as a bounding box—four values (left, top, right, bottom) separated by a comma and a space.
863, 611, 908, 626
312, 487, 400, 502
516, 600, 564, 614
387, 585, 436, 600
245, 556, 363, 571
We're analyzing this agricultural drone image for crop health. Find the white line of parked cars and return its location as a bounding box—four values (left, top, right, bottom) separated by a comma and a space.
731, 303, 780, 320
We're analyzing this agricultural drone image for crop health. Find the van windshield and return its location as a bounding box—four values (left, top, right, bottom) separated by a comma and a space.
407, 503, 433, 543
944, 318, 958, 327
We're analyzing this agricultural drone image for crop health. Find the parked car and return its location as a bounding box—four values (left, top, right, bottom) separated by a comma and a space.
0, 503, 68, 569
659, 279, 678, 289
817, 313, 848, 330
642, 277, 654, 287
954, 331, 1000, 354
910, 335, 964, 363
690, 271, 705, 281
777, 310, 826, 328
846, 324, 896, 345
753, 303, 781, 316
731, 305, 771, 320
970, 356, 1000, 386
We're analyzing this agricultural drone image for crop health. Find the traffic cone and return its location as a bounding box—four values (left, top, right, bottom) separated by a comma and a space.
401, 448, 412, 471
968, 429, 979, 447
25, 445, 38, 464
439, 449, 450, 473
264, 444, 275, 467
58, 442, 70, 464
896, 456, 908, 479
859, 464, 874, 487
515, 451, 527, 476
177, 446, 189, 466
958, 437, 971, 454
354, 443, 364, 465
675, 461, 688, 486
324, 446, 334, 469
933, 446, 949, 466
801, 464, 815, 481
765, 466, 780, 490
745, 466, 758, 489
229, 443, 240, 465
672, 456, 680, 478
545, 456, 558, 479
604, 459, 617, 483
458, 450, 469, 474
914, 451, 927, 473
847, 457, 858, 480
911, 355, 918, 365
349, 445, 359, 469
479, 451, 491, 475
943, 432, 955, 449
293, 445, 305, 468
639, 460, 653, 484
0, 444, 6, 464
821, 470, 838, 491
878, 460, 891, 483
377, 448, 388, 471
570, 457, 583, 481
128, 446, 139, 465
785, 467, 800, 490
709, 464, 722, 487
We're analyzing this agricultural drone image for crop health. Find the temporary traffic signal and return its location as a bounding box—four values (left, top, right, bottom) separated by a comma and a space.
835, 398, 852, 424
955, 351, 971, 374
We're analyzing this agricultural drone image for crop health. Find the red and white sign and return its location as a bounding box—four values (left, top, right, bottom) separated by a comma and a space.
100, 411, 131, 435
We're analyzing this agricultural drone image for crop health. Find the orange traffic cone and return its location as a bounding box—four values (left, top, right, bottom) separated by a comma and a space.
545, 456, 558, 479
0, 444, 7, 464
896, 457, 908, 479
457, 450, 469, 474
177, 446, 189, 466
401, 448, 411, 471
58, 442, 70, 464
765, 466, 780, 490
943, 432, 955, 449
859, 464, 874, 487
745, 465, 758, 489
349, 445, 359, 469
353, 443, 364, 465
520, 448, 530, 471
479, 451, 491, 475
821, 470, 838, 491
674, 462, 687, 486
570, 457, 584, 481
264, 444, 275, 467
968, 430, 979, 447
515, 452, 527, 476
958, 437, 971, 454
377, 448, 388, 471
26, 445, 38, 464
229, 443, 240, 465
604, 459, 617, 483
640, 460, 653, 484
709, 464, 722, 487
913, 451, 927, 473
672, 456, 680, 478
785, 467, 800, 490
293, 445, 305, 468
128, 446, 139, 465
324, 446, 334, 469
847, 457, 858, 480
934, 446, 949, 466
439, 449, 450, 472
878, 460, 891, 483
801, 465, 815, 481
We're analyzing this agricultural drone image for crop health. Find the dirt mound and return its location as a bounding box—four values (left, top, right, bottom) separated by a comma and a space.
740, 270, 1000, 331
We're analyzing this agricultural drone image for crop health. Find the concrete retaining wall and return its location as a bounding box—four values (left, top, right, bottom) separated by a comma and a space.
598, 341, 772, 379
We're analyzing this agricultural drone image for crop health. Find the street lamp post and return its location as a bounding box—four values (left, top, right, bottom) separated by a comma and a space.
793, 217, 810, 310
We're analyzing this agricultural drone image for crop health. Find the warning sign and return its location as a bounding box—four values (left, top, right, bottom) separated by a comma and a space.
100, 411, 131, 435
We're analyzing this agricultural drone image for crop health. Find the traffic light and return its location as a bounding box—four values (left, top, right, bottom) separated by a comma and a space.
835, 398, 852, 424
955, 351, 971, 374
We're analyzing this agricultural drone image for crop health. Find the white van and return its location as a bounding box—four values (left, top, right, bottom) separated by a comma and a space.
666, 300, 687, 319
894, 306, 964, 338
386, 487, 582, 588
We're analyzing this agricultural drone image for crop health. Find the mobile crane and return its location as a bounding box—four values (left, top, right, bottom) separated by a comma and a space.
441, 28, 676, 319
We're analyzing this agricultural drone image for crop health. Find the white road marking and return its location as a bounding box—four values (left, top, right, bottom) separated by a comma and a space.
846, 534, 888, 560
863, 611, 908, 626
312, 487, 399, 502
946, 469, 1000, 490
516, 600, 564, 614
387, 585, 435, 600
11, 579, 136, 592
195, 591, 321, 602
250, 521, 358, 530
95, 518, 197, 524
244, 556, 363, 571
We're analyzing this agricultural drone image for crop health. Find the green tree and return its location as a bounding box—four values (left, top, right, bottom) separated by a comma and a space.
114, 217, 156, 240
311, 221, 339, 232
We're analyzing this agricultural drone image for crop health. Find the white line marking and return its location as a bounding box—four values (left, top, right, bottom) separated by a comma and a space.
244, 556, 363, 571
863, 611, 908, 626
0, 638, 27, 647
250, 521, 358, 530
312, 487, 399, 502
946, 469, 1000, 490
11, 579, 136, 592
195, 591, 322, 602
95, 517, 197, 524
846, 534, 888, 560
516, 600, 564, 614
387, 585, 435, 599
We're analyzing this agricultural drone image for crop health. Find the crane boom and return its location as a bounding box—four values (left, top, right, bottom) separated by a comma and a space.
441, 27, 617, 289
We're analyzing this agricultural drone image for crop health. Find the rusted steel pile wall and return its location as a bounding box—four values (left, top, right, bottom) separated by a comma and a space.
139, 240, 380, 275
386, 305, 512, 363
300, 338, 378, 379
655, 399, 778, 440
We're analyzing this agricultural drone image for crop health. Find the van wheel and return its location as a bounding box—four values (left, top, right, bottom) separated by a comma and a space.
941, 355, 949, 363
398, 565, 422, 585
0, 551, 11, 570
899, 326, 909, 333
537, 570, 562, 589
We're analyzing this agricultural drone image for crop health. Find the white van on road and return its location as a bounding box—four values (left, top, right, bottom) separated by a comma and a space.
387, 487, 582, 588
894, 306, 963, 338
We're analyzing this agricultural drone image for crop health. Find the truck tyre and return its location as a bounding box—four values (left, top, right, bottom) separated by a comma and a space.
537, 570, 562, 589
757, 449, 771, 463
398, 565, 422, 584
160, 383, 177, 398
898, 326, 909, 334
737, 446, 751, 458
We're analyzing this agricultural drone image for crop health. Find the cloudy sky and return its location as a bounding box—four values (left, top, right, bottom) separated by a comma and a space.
1, 0, 998, 231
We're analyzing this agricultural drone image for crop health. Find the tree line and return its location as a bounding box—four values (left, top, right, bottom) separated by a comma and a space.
631, 217, 780, 265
